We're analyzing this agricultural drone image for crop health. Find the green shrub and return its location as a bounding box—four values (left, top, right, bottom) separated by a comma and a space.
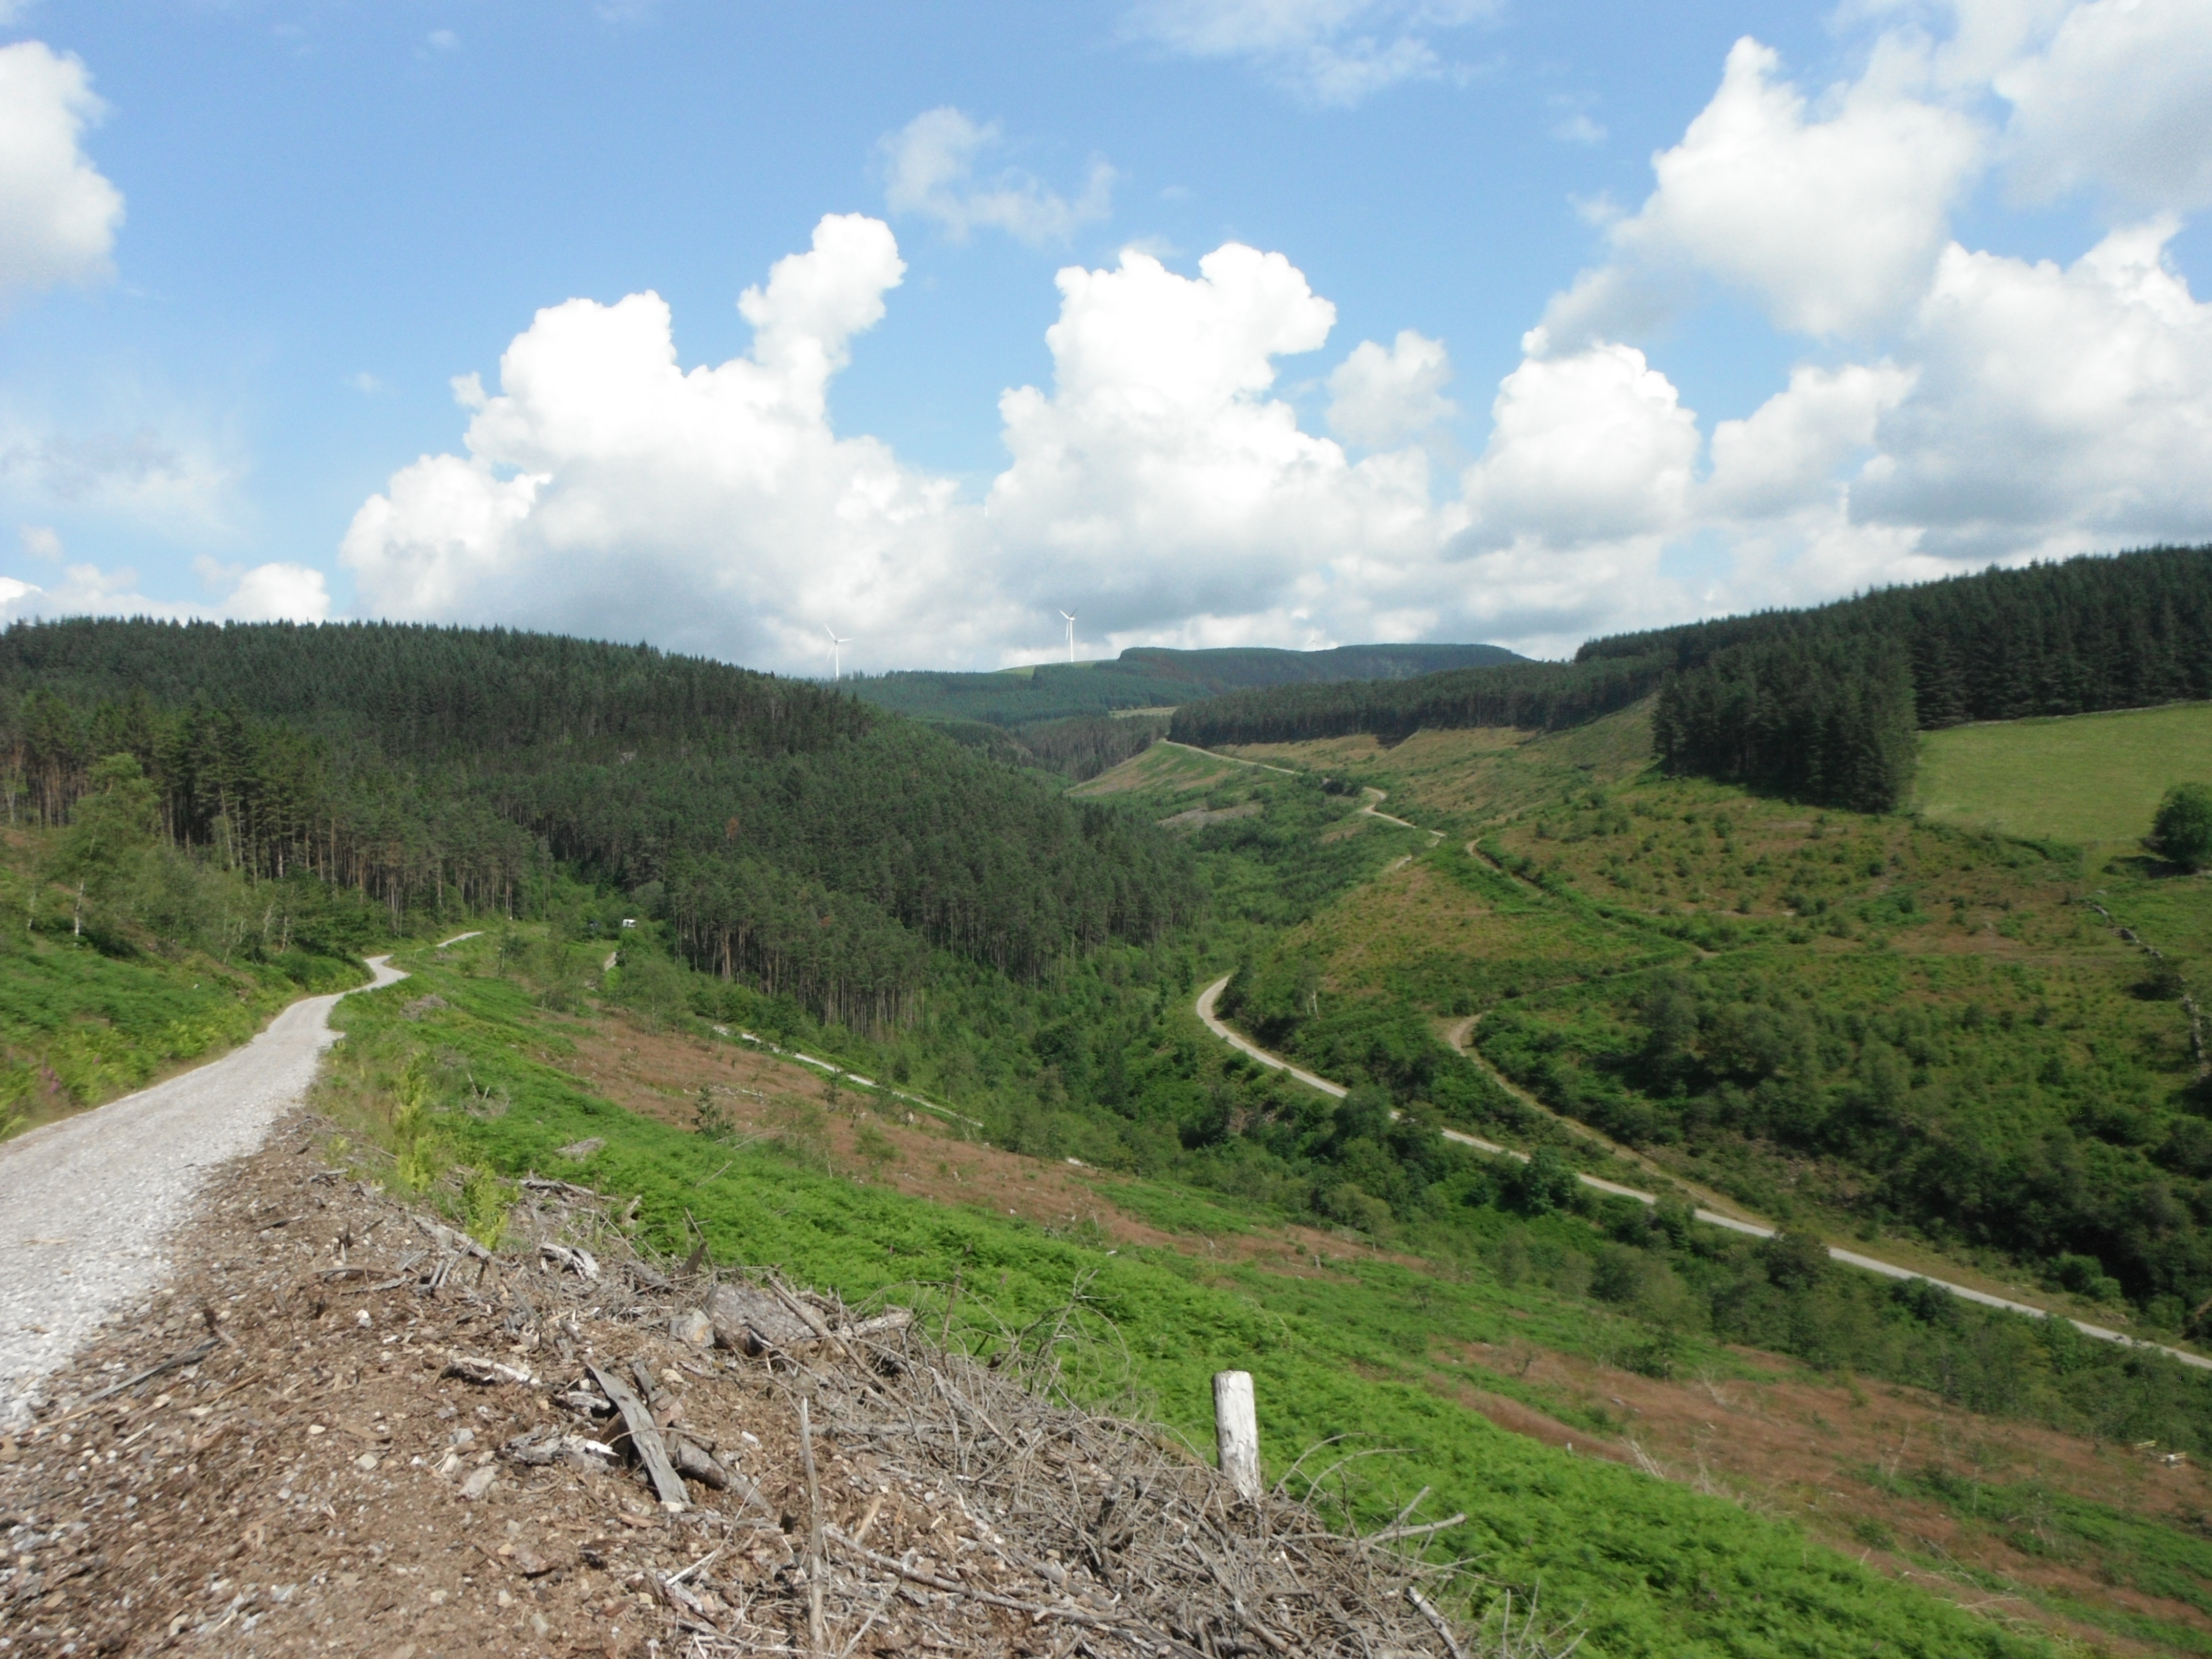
2153, 782, 2212, 871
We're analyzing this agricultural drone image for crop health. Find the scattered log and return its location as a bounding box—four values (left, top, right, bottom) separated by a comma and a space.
840, 1308, 913, 1341
501, 1423, 618, 1470
1369, 1511, 1467, 1543
62, 1338, 219, 1414
1408, 1586, 1469, 1659
521, 1176, 599, 1200
587, 1361, 689, 1509
413, 1215, 490, 1262
667, 1435, 730, 1489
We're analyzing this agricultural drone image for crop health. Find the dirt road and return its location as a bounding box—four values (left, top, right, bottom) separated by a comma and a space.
0, 955, 405, 1424
1195, 973, 2212, 1371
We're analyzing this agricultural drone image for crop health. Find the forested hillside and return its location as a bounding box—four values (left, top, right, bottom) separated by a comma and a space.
17, 617, 2212, 1649
0, 620, 1198, 1027
1173, 545, 2212, 811
1170, 653, 1669, 748
1215, 701, 2212, 1346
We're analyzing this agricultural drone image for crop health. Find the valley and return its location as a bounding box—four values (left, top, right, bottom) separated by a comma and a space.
11, 557, 2212, 1655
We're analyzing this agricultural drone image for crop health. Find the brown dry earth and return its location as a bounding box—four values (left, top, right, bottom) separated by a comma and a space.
1434, 1337, 2212, 1652
0, 1110, 1462, 1659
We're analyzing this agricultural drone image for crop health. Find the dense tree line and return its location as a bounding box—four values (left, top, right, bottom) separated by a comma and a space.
0, 616, 870, 759
1168, 655, 1670, 748
4, 688, 537, 920
1168, 546, 2212, 812
1630, 545, 2212, 807
1649, 636, 1920, 813
1, 619, 1201, 1024
926, 714, 1168, 782
493, 728, 1194, 981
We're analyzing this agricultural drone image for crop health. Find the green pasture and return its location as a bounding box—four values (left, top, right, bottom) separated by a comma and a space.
1913, 699, 2212, 846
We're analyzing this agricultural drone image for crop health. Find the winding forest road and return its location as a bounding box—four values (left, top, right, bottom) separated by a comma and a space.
1195, 973, 2212, 1372
0, 955, 408, 1425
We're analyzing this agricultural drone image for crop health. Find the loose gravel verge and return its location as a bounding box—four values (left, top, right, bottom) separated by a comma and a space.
0, 959, 405, 1428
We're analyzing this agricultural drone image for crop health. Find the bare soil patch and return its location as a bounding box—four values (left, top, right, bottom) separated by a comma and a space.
1435, 1337, 2212, 1655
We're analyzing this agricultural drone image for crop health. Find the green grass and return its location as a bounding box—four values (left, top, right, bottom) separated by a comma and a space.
1915, 699, 2212, 847
320, 939, 2058, 1659
0, 929, 284, 1130
0, 835, 369, 1134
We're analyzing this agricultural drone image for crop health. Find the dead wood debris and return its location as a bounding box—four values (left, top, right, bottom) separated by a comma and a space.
0, 1112, 1517, 1658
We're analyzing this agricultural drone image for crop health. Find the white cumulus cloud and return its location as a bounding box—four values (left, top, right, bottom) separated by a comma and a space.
1853, 217, 2212, 557
0, 540, 330, 627
1996, 0, 2212, 210
880, 108, 1114, 246
344, 222, 1588, 666
0, 40, 124, 308
1504, 1, 2212, 619
1705, 361, 1914, 522
1327, 329, 1456, 448
339, 17, 2212, 684
989, 243, 1433, 632
343, 214, 1001, 671
1462, 344, 1699, 548
1543, 35, 1984, 346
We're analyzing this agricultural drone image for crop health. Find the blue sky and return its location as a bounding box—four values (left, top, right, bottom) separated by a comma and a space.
3, 1, 2208, 674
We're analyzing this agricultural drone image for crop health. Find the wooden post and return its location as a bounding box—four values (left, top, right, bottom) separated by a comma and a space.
1213, 1369, 1261, 1502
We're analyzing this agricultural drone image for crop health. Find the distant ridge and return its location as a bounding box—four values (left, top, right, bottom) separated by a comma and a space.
848, 641, 1524, 729
1104, 642, 1523, 691
1166, 544, 2212, 814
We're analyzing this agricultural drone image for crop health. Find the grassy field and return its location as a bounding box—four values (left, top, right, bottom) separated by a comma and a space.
0, 827, 369, 1137
1218, 702, 1658, 836
1913, 699, 2212, 846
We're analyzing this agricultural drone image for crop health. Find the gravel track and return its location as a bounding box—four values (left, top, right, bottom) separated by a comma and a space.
0, 955, 405, 1424
1196, 971, 2212, 1371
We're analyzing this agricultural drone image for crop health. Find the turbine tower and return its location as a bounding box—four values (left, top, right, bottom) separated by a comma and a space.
825, 624, 850, 682
1060, 610, 1076, 664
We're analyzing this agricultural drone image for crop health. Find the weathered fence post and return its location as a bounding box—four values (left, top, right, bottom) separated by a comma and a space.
1213, 1369, 1261, 1502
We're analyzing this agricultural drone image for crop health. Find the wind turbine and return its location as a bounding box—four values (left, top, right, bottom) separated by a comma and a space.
825, 624, 850, 682
1060, 610, 1076, 664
